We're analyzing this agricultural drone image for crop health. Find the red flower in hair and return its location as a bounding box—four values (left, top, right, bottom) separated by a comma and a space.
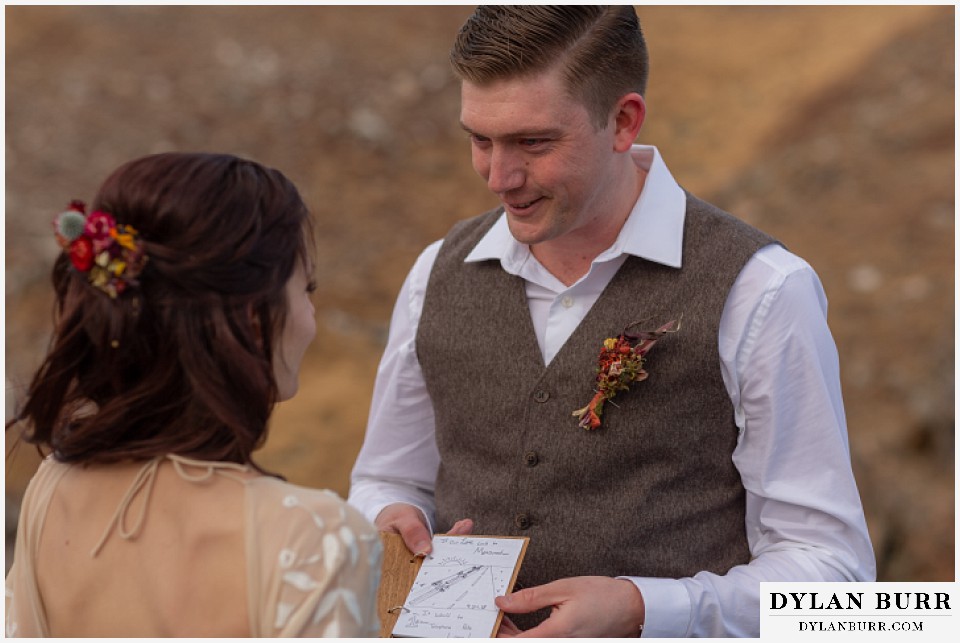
84, 211, 117, 253
68, 236, 95, 271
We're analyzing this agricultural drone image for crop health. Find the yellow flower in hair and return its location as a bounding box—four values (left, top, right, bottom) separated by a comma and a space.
112, 227, 139, 251
111, 260, 127, 276
603, 338, 617, 351
90, 266, 110, 287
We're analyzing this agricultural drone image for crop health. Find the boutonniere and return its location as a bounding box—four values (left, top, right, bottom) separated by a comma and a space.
572, 317, 681, 430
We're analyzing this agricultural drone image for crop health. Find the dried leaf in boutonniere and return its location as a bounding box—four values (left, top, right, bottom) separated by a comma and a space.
572, 317, 681, 430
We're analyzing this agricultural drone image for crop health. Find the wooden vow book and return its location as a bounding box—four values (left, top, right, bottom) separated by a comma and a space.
377, 532, 529, 638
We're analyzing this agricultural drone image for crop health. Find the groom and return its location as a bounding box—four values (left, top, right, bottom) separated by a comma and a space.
349, 5, 875, 637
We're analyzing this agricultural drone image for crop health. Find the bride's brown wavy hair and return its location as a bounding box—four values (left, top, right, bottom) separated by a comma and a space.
7, 153, 313, 472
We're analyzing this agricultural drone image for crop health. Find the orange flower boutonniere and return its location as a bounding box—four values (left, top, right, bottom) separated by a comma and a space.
572, 317, 681, 430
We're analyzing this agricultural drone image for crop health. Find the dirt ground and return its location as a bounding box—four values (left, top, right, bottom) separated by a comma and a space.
4, 6, 954, 582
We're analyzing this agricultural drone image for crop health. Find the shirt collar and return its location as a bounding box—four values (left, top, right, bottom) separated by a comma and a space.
465, 144, 686, 271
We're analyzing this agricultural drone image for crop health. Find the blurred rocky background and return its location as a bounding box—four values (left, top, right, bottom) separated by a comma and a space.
5, 6, 953, 580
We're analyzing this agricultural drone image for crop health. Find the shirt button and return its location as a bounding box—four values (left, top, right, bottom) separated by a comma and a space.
561, 295, 574, 308
524, 451, 539, 467
533, 390, 550, 403
515, 513, 531, 530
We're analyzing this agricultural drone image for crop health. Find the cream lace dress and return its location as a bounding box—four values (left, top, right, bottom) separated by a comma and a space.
5, 454, 381, 637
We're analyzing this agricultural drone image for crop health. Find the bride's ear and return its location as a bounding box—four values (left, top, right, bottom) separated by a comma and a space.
249, 305, 265, 351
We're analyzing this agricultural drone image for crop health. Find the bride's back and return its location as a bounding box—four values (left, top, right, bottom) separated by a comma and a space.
37, 459, 254, 637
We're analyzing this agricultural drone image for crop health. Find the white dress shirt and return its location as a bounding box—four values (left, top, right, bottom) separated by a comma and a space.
349, 145, 876, 637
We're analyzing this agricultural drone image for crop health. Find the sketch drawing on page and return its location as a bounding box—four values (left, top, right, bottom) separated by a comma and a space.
391, 535, 528, 638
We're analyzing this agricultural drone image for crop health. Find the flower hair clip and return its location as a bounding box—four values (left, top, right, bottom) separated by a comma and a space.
53, 200, 148, 299
572, 317, 681, 430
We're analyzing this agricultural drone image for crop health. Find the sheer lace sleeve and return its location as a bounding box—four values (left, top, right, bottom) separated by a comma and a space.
245, 477, 382, 637
5, 458, 71, 637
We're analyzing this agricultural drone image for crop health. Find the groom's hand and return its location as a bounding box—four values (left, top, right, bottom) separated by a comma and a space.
374, 503, 473, 556
495, 576, 645, 638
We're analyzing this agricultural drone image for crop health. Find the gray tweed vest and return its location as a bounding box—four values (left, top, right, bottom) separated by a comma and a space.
416, 193, 774, 600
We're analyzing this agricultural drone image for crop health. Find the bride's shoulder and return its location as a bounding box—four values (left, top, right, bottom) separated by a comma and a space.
245, 476, 375, 537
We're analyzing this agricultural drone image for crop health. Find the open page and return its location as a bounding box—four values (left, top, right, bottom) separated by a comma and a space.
391, 535, 529, 638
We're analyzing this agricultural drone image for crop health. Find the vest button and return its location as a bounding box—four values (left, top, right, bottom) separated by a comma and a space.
533, 390, 550, 403
515, 513, 531, 530
524, 451, 539, 467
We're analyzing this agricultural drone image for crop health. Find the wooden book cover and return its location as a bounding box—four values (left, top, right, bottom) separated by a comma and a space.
377, 532, 425, 637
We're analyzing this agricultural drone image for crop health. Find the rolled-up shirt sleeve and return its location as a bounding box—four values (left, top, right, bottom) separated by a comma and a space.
625, 245, 876, 637
348, 241, 443, 531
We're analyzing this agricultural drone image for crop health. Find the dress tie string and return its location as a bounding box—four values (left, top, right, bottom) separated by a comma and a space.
90, 455, 252, 557
90, 457, 161, 557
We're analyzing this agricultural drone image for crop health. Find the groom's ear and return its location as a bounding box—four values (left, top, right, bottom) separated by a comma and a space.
611, 92, 645, 152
